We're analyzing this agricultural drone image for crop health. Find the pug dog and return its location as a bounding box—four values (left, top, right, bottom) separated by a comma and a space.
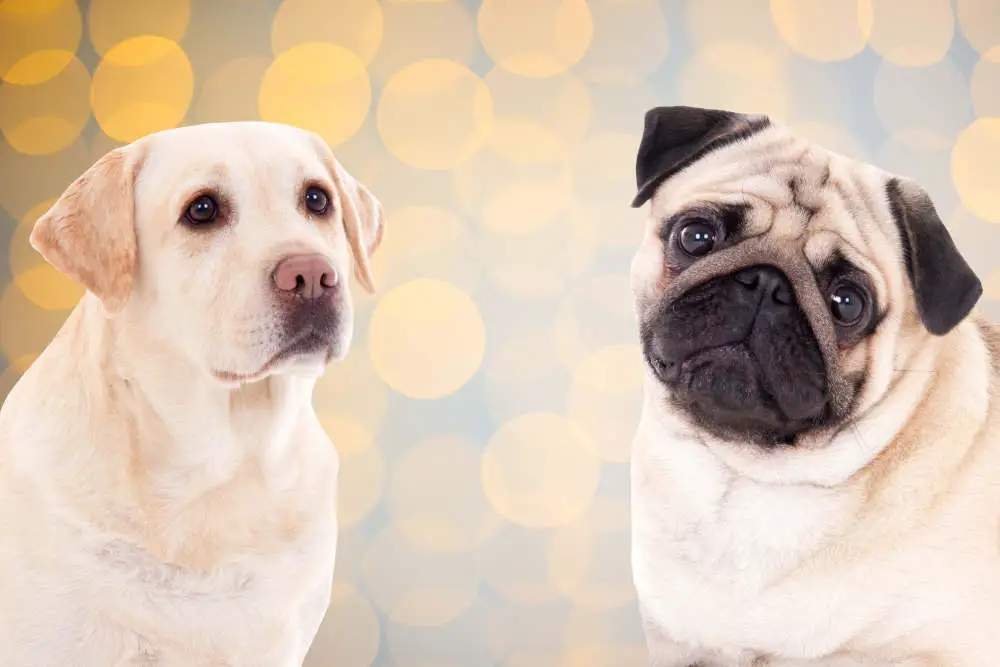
628, 106, 1000, 667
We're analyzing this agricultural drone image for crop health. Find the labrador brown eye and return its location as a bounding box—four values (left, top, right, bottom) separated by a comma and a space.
185, 195, 218, 225
677, 220, 718, 257
830, 283, 866, 325
304, 186, 330, 215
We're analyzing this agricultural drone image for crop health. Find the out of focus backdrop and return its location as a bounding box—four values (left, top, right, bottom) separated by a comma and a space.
1, 0, 999, 665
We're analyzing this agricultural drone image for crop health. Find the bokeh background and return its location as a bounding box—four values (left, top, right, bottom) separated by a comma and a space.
2, 0, 1000, 665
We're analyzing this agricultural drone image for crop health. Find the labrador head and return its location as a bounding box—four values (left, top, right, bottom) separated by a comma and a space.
30, 121, 385, 385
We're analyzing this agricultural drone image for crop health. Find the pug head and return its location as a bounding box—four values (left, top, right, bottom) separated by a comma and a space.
630, 106, 982, 454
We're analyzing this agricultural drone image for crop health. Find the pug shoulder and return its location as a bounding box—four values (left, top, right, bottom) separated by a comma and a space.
628, 106, 1000, 666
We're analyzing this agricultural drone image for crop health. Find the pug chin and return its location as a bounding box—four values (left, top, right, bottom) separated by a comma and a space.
642, 266, 830, 448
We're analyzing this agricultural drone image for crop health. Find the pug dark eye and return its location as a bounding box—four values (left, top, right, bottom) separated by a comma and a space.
677, 220, 718, 257
304, 186, 330, 215
185, 195, 218, 225
830, 283, 866, 325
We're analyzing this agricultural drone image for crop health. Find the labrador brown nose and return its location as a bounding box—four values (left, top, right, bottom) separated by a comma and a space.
272, 254, 338, 299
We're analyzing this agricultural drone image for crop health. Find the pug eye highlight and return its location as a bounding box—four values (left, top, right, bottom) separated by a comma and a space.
304, 186, 331, 215
830, 282, 866, 325
184, 194, 219, 225
677, 219, 718, 257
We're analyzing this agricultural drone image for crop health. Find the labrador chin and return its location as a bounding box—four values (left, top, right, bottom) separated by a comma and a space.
0, 121, 385, 667
628, 106, 1000, 666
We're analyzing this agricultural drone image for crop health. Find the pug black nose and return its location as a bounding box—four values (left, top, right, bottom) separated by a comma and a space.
734, 266, 794, 306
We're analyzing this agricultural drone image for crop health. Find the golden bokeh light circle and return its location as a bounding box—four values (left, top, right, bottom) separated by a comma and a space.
377, 58, 494, 170
868, 0, 954, 67
388, 436, 500, 554
482, 412, 601, 528
0, 0, 81, 85
957, 0, 1000, 54
576, 0, 669, 85
566, 345, 644, 463
272, 0, 382, 64
90, 36, 194, 143
0, 282, 72, 364
319, 413, 384, 528
362, 525, 480, 627
259, 42, 371, 148
370, 205, 481, 295
686, 0, 788, 56
477, 0, 594, 78
0, 55, 91, 156
485, 68, 591, 166
553, 274, 638, 372
483, 201, 597, 302
548, 496, 635, 610
952, 118, 1000, 224
10, 200, 85, 311
305, 582, 380, 667
477, 522, 564, 605
369, 0, 475, 82
570, 132, 647, 249
680, 43, 790, 123
313, 342, 390, 432
771, 0, 873, 62
192, 56, 271, 124
368, 278, 487, 400
971, 49, 1000, 118
88, 0, 191, 56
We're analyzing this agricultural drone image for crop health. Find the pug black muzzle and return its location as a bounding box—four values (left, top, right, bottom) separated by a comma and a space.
643, 264, 829, 447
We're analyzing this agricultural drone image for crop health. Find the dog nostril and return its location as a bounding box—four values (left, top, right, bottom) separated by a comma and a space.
295, 274, 306, 290
320, 271, 337, 289
734, 269, 759, 289
773, 284, 793, 305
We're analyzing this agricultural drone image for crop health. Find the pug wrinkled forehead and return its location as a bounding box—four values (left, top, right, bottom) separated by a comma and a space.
630, 105, 982, 451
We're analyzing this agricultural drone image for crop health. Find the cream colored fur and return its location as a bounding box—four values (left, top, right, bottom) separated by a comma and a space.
0, 122, 384, 666
630, 124, 1000, 666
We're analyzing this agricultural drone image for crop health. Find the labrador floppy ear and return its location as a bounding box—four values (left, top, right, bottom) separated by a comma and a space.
885, 177, 982, 336
313, 138, 385, 294
631, 106, 771, 208
29, 145, 143, 313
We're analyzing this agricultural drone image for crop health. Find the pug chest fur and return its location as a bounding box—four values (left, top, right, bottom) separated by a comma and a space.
627, 106, 1000, 666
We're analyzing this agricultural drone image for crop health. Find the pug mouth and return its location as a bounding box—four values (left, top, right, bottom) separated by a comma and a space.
644, 342, 830, 447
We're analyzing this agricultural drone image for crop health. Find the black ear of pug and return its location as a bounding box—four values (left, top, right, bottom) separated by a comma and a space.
631, 105, 771, 208
886, 177, 983, 336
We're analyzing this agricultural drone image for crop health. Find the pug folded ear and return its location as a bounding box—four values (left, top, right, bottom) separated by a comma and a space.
29, 145, 144, 314
886, 177, 982, 336
632, 106, 771, 208
312, 137, 385, 295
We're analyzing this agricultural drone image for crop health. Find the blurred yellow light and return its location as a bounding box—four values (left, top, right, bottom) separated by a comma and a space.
0, 0, 81, 84
388, 436, 500, 554
686, 0, 787, 56
0, 282, 71, 364
680, 43, 790, 123
313, 342, 390, 434
271, 0, 382, 64
869, 0, 954, 66
369, 0, 475, 82
485, 68, 591, 166
477, 0, 593, 78
952, 118, 1000, 224
368, 278, 486, 400
576, 0, 669, 85
569, 133, 646, 249
319, 413, 384, 528
90, 36, 194, 142
259, 42, 371, 148
0, 54, 90, 156
192, 56, 271, 124
567, 345, 644, 463
771, 0, 873, 62
553, 274, 637, 372
971, 49, 1000, 118
362, 526, 479, 627
377, 58, 493, 170
478, 522, 564, 604
482, 412, 601, 528
957, 0, 1000, 53
88, 0, 190, 56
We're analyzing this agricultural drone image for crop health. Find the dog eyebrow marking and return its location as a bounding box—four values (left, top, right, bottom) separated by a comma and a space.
789, 175, 821, 224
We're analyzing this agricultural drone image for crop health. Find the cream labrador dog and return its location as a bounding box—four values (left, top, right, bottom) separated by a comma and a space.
0, 122, 384, 666
628, 106, 1000, 666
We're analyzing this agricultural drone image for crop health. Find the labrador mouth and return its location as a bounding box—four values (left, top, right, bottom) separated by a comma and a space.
212, 326, 337, 384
